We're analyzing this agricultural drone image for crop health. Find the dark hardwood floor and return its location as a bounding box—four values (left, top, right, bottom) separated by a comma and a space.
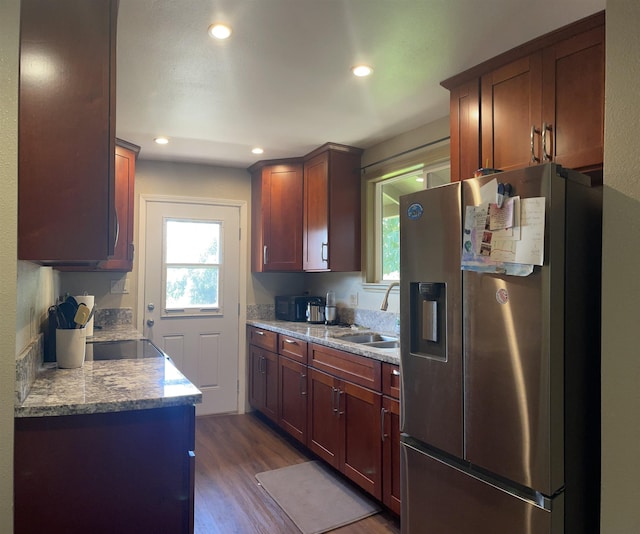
194, 412, 401, 534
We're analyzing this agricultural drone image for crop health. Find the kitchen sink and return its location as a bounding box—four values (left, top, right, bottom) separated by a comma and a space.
363, 340, 400, 349
336, 333, 397, 343
336, 333, 399, 347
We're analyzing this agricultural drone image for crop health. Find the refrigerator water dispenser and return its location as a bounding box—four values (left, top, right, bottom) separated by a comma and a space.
410, 282, 446, 360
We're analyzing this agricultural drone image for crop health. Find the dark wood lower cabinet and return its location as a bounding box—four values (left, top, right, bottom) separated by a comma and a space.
382, 395, 401, 515
278, 354, 308, 444
307, 367, 382, 500
14, 405, 195, 534
249, 345, 278, 422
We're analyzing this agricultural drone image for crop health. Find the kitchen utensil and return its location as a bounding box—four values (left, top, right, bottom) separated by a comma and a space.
73, 303, 91, 328
56, 300, 76, 329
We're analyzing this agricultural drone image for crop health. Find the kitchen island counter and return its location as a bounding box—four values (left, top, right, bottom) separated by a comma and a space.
15, 355, 201, 418
246, 319, 400, 365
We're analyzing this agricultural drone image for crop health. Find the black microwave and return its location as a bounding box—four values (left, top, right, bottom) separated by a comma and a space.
275, 295, 323, 322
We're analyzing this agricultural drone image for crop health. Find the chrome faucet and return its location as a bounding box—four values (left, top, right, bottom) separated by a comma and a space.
380, 282, 400, 311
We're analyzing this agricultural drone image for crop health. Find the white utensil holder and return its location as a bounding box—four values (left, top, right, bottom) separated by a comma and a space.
56, 328, 87, 369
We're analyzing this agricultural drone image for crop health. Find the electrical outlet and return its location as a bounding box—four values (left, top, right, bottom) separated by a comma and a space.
349, 293, 358, 307
110, 278, 129, 294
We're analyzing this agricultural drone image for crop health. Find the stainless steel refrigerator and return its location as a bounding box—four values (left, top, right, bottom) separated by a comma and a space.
399, 163, 602, 533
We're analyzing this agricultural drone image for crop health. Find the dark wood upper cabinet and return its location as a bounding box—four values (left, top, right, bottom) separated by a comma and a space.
249, 160, 304, 272
442, 11, 604, 181
98, 139, 140, 271
303, 143, 363, 272
18, 0, 119, 264
249, 142, 362, 273
481, 54, 543, 173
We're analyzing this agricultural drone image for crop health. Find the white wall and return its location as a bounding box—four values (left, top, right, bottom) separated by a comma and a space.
0, 1, 19, 529
600, 0, 640, 531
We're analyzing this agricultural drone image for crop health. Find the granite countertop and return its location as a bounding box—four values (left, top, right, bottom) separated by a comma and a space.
16, 326, 202, 418
246, 319, 400, 365
87, 324, 144, 343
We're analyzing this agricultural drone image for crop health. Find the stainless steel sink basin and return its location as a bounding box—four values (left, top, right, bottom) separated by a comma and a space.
363, 340, 400, 349
336, 333, 399, 346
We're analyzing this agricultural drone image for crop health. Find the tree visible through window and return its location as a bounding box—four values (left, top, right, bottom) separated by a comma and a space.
377, 163, 451, 282
164, 219, 221, 309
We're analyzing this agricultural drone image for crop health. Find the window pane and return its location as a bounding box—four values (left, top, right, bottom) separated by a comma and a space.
166, 267, 219, 308
166, 220, 219, 264
380, 173, 424, 281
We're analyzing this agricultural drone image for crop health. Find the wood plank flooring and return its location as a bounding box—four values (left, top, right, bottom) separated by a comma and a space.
194, 412, 401, 534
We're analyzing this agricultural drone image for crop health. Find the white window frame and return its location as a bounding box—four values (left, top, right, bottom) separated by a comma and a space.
161, 216, 225, 318
364, 158, 451, 287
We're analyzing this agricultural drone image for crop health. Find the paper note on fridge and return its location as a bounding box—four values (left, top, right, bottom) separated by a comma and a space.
490, 197, 546, 265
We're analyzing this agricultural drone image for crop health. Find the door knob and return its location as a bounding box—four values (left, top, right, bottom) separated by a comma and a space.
147, 303, 155, 311
146, 319, 154, 327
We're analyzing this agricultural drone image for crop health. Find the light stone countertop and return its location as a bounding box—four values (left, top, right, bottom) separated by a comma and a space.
16, 356, 202, 418
16, 324, 201, 418
246, 319, 400, 365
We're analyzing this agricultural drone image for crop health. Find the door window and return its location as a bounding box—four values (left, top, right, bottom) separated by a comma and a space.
163, 218, 223, 314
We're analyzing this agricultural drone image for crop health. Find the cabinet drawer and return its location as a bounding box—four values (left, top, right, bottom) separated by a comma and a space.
247, 326, 277, 352
278, 335, 308, 363
382, 363, 400, 399
309, 343, 381, 391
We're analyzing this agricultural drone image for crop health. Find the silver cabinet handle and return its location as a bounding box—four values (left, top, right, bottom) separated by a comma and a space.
530, 125, 541, 163
381, 407, 388, 442
331, 387, 338, 413
337, 389, 344, 416
392, 369, 400, 377
321, 242, 328, 263
255, 330, 265, 336
284, 338, 297, 345
263, 245, 268, 266
542, 122, 553, 162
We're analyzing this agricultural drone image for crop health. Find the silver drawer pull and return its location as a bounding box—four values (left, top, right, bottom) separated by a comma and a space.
284, 339, 297, 345
391, 369, 400, 377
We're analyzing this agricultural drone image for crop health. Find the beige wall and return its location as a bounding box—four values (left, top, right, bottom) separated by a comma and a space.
0, 1, 19, 529
601, 0, 640, 531
60, 160, 253, 324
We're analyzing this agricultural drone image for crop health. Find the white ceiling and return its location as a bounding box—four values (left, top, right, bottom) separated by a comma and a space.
116, 0, 605, 169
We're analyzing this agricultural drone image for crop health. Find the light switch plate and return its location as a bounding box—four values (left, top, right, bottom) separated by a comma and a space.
110, 278, 129, 294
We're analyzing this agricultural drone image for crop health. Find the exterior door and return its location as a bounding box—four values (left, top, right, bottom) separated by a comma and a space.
141, 197, 241, 416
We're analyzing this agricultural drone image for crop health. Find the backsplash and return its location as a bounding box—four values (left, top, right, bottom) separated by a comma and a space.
246, 304, 399, 334
94, 307, 133, 327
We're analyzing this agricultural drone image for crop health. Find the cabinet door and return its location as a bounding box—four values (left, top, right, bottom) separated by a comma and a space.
449, 79, 480, 181
249, 346, 266, 412
303, 152, 330, 271
382, 395, 401, 515
18, 0, 118, 264
249, 345, 278, 422
252, 163, 303, 272
481, 54, 543, 172
278, 356, 307, 445
98, 140, 139, 271
340, 380, 382, 500
263, 350, 279, 422
541, 25, 604, 171
307, 367, 340, 468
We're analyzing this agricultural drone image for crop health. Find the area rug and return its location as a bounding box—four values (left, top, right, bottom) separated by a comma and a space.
255, 461, 381, 534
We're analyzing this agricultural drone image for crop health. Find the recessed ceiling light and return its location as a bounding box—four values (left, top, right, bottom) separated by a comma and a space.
352, 64, 373, 77
208, 23, 232, 40
154, 137, 169, 145
251, 147, 264, 155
